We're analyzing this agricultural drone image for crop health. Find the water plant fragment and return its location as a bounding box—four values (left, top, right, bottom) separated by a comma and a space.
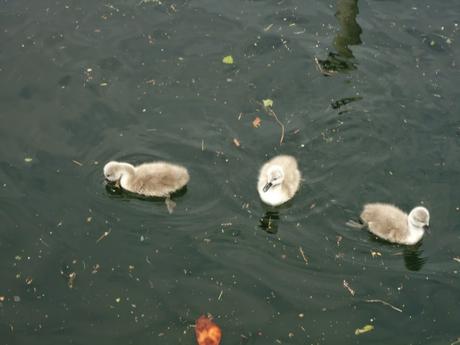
222, 55, 234, 64
355, 324, 374, 335
262, 99, 273, 108
195, 315, 222, 345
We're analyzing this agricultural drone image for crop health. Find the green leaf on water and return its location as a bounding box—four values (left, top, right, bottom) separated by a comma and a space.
24, 157, 33, 163
222, 55, 234, 64
355, 324, 374, 335
262, 99, 273, 108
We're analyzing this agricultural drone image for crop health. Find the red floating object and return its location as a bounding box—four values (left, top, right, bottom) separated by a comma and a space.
195, 315, 222, 345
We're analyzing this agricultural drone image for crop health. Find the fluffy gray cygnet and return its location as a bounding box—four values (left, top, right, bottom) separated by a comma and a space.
103, 161, 189, 213
257, 155, 301, 206
348, 203, 430, 245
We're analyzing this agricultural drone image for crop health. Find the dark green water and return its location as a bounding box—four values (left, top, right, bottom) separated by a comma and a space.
1, 0, 459, 344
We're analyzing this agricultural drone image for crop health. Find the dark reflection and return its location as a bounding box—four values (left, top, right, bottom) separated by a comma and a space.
316, 0, 362, 75
331, 96, 363, 110
259, 211, 280, 234
368, 234, 427, 271
403, 242, 427, 271
104, 181, 188, 200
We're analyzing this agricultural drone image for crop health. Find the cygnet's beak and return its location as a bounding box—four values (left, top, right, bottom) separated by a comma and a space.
423, 224, 430, 234
263, 182, 273, 192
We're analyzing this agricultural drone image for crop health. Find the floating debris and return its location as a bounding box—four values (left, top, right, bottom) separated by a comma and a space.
364, 299, 403, 313
222, 55, 234, 64
252, 116, 262, 128
91, 264, 100, 274
264, 23, 273, 32
262, 99, 273, 108
68, 272, 76, 288
355, 324, 374, 335
195, 315, 222, 345
96, 229, 112, 243
233, 138, 241, 147
24, 157, 33, 163
343, 280, 355, 296
262, 102, 285, 145
299, 246, 308, 265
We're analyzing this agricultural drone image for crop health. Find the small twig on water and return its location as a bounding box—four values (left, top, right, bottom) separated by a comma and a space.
218, 290, 223, 301
72, 160, 83, 166
96, 229, 112, 243
299, 246, 308, 265
264, 107, 285, 144
364, 299, 403, 313
343, 280, 355, 296
450, 337, 460, 345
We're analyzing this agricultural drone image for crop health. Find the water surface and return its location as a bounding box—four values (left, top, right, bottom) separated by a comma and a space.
1, 0, 460, 344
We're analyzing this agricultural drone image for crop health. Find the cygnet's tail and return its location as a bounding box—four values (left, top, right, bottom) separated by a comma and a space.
346, 219, 365, 229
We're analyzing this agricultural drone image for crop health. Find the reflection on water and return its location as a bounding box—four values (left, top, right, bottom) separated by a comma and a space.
334, 0, 362, 59
330, 96, 363, 111
316, 0, 362, 75
403, 242, 427, 271
259, 211, 280, 234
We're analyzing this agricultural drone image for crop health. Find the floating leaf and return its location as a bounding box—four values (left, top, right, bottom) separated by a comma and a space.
262, 99, 273, 108
195, 315, 222, 345
355, 324, 374, 335
222, 55, 234, 64
252, 116, 262, 128
233, 138, 241, 147
24, 157, 33, 163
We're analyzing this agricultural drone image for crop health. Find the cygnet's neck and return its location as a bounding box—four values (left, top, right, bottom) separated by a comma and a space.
406, 221, 425, 244
118, 163, 135, 185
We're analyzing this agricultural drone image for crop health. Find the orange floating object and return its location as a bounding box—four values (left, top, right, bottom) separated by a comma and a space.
195, 315, 222, 345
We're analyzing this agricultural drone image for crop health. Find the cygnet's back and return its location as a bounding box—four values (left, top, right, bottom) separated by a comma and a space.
104, 160, 189, 198
129, 162, 189, 197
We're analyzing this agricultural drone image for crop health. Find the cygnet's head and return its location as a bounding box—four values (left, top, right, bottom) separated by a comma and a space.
263, 165, 285, 192
408, 206, 430, 230
103, 161, 124, 182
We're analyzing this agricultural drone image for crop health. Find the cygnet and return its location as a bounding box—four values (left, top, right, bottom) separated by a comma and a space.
103, 161, 189, 212
257, 155, 301, 206
347, 203, 430, 245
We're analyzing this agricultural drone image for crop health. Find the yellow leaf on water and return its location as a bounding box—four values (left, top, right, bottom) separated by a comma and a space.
355, 324, 374, 335
24, 157, 33, 163
262, 99, 273, 108
222, 55, 234, 64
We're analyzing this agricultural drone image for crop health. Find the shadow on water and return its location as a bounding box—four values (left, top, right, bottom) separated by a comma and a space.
316, 0, 362, 75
